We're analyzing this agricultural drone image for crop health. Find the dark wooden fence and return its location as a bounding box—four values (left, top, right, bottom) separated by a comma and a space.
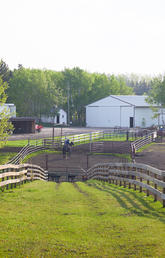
87, 162, 165, 207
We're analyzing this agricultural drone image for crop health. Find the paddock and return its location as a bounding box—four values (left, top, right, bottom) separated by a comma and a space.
29, 149, 129, 182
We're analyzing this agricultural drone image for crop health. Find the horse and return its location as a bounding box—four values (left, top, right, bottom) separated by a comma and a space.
62, 141, 74, 159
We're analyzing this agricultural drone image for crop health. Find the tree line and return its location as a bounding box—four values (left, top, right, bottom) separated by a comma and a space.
1, 59, 165, 126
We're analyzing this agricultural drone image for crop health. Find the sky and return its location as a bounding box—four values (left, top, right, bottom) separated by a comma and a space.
1, 0, 165, 75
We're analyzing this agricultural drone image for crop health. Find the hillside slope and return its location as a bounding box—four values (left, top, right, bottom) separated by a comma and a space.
0, 180, 165, 257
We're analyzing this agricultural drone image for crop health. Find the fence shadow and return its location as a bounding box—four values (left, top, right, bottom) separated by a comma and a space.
85, 180, 165, 224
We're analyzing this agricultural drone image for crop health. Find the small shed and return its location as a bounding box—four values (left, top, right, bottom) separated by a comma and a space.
86, 95, 165, 128
41, 109, 67, 125
10, 117, 36, 134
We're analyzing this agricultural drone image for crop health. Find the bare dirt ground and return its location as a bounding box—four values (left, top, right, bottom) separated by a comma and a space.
29, 152, 128, 172
5, 127, 165, 171
135, 141, 165, 170
28, 140, 165, 172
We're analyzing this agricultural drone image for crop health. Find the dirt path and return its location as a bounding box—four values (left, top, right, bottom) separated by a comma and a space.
29, 141, 165, 171
135, 141, 165, 170
29, 152, 128, 172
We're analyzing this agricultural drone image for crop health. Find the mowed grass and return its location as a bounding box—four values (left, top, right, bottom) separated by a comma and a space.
5, 133, 135, 148
0, 152, 17, 165
1, 181, 165, 257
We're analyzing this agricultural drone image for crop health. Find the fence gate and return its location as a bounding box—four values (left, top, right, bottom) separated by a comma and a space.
91, 141, 104, 153
48, 167, 86, 182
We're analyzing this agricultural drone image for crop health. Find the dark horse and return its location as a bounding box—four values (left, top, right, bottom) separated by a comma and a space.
62, 141, 74, 159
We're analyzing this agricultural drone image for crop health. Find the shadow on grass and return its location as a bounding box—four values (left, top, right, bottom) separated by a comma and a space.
85, 180, 165, 224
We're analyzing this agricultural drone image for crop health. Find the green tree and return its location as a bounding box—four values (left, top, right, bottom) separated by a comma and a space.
62, 68, 133, 125
147, 76, 165, 125
8, 68, 64, 119
62, 67, 92, 125
148, 76, 165, 105
0, 59, 12, 83
0, 76, 13, 147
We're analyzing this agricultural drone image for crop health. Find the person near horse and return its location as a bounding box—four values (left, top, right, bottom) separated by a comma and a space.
63, 139, 74, 158
65, 139, 70, 145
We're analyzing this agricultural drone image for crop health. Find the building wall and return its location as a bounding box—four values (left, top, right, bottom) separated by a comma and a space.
120, 106, 134, 127
41, 109, 67, 125
135, 107, 160, 127
86, 106, 121, 127
86, 96, 165, 128
86, 105, 162, 128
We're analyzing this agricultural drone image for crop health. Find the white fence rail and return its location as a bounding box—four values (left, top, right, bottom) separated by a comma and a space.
7, 130, 157, 165
131, 131, 157, 157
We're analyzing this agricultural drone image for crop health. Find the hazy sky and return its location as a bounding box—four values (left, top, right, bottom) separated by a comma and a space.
1, 0, 165, 75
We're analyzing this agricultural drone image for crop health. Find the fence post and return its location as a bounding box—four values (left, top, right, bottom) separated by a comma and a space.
11, 176, 13, 189
45, 155, 48, 171
6, 174, 9, 190
154, 174, 157, 202
90, 133, 92, 153
147, 170, 150, 196
126, 131, 129, 141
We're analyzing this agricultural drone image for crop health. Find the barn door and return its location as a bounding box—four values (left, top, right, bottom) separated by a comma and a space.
129, 117, 134, 128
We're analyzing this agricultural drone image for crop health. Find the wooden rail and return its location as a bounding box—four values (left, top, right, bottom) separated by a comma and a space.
131, 131, 157, 154
87, 162, 165, 207
0, 163, 48, 190
7, 129, 155, 165
7, 144, 46, 165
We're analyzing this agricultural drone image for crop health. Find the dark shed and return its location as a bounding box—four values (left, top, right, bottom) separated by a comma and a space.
10, 117, 36, 134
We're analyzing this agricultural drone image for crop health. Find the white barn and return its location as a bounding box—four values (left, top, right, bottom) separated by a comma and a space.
41, 109, 67, 125
86, 95, 165, 128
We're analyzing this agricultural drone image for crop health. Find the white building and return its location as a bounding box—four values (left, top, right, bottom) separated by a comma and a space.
41, 109, 67, 125
86, 95, 165, 128
0, 103, 16, 118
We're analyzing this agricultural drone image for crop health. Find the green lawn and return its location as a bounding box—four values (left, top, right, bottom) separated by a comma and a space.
0, 180, 165, 257
0, 152, 17, 165
5, 133, 135, 148
5, 139, 35, 147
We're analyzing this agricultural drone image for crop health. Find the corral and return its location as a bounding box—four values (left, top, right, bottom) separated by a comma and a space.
2, 128, 165, 206
28, 141, 131, 182
5, 128, 160, 183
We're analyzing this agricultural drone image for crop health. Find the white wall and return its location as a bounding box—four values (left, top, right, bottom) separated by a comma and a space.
59, 109, 67, 124
86, 105, 162, 128
86, 96, 165, 128
120, 106, 134, 127
135, 107, 158, 127
41, 109, 67, 125
86, 106, 121, 127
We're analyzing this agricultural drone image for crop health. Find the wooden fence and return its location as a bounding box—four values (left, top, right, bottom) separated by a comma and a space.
0, 163, 48, 191
87, 162, 165, 207
30, 129, 150, 147
7, 144, 46, 165
7, 129, 157, 165
131, 131, 157, 159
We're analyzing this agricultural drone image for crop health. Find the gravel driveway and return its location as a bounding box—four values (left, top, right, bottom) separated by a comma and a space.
8, 127, 104, 141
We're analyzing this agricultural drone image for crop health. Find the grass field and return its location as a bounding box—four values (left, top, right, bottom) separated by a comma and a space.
4, 133, 135, 148
0, 152, 17, 165
1, 180, 165, 257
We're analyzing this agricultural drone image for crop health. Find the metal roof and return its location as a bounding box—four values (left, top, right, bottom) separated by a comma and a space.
87, 95, 156, 107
